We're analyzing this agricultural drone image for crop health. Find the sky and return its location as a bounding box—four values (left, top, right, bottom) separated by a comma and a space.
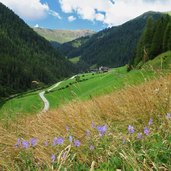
0, 0, 171, 31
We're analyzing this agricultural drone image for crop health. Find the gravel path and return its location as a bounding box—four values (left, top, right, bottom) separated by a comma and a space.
39, 75, 76, 113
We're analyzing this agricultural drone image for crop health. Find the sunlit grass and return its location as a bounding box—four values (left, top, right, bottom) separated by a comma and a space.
0, 66, 164, 120
0, 74, 171, 170
69, 56, 80, 64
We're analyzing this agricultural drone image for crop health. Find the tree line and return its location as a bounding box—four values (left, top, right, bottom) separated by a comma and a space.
131, 15, 171, 67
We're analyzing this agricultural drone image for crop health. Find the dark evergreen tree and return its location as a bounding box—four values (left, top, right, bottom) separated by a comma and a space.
150, 16, 170, 58
134, 17, 155, 65
132, 15, 171, 67
163, 22, 171, 51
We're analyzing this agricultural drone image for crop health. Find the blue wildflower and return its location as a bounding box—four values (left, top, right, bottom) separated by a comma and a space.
57, 137, 64, 145
144, 127, 149, 135
86, 129, 90, 136
97, 124, 107, 136
92, 122, 95, 128
128, 125, 135, 134
53, 137, 64, 146
74, 140, 80, 147
166, 113, 171, 120
69, 135, 73, 143
22, 141, 29, 149
66, 126, 69, 131
53, 137, 58, 146
137, 133, 142, 139
15, 138, 21, 148
148, 118, 153, 125
90, 145, 94, 151
44, 141, 48, 147
51, 154, 56, 162
30, 138, 37, 147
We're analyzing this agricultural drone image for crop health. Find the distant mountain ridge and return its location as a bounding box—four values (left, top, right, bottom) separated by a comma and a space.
33, 28, 95, 44
59, 11, 164, 68
0, 2, 75, 98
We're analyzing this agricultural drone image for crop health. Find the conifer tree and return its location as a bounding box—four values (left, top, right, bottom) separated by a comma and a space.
150, 16, 169, 59
163, 23, 171, 51
134, 17, 155, 65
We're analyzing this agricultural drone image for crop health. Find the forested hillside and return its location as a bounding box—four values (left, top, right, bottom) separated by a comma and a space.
132, 15, 171, 67
59, 12, 163, 68
0, 3, 75, 99
59, 35, 91, 57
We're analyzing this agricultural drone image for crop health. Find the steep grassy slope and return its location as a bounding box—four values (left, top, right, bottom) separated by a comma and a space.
142, 51, 171, 70
33, 28, 95, 44
60, 11, 163, 68
0, 72, 171, 170
0, 3, 75, 98
45, 67, 156, 109
167, 11, 171, 16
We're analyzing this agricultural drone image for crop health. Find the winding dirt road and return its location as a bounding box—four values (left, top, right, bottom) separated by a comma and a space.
39, 91, 49, 112
39, 75, 76, 113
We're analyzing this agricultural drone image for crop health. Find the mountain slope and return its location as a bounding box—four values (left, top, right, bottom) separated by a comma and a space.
0, 3, 75, 98
132, 14, 171, 67
142, 51, 171, 70
33, 28, 95, 44
59, 35, 92, 57
60, 11, 163, 68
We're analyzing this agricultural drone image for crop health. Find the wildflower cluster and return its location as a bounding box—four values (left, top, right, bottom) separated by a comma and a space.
127, 118, 153, 139
15, 138, 37, 149
127, 114, 171, 140
14, 122, 110, 163
13, 113, 170, 164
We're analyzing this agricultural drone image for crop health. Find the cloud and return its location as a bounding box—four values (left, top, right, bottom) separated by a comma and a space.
95, 13, 105, 22
34, 24, 39, 28
59, 0, 171, 26
48, 10, 61, 19
68, 15, 76, 22
0, 0, 61, 20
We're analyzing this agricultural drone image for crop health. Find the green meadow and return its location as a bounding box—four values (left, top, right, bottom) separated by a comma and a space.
69, 56, 80, 64
45, 67, 156, 109
0, 67, 155, 119
0, 51, 171, 119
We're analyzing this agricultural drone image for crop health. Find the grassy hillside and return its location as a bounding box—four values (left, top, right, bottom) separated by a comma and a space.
1, 51, 171, 119
33, 28, 95, 44
0, 66, 157, 119
0, 91, 42, 119
69, 56, 80, 64
142, 51, 171, 70
167, 11, 171, 16
0, 71, 171, 170
45, 67, 157, 109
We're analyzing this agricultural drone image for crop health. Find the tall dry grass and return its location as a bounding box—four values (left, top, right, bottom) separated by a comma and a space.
0, 74, 171, 170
